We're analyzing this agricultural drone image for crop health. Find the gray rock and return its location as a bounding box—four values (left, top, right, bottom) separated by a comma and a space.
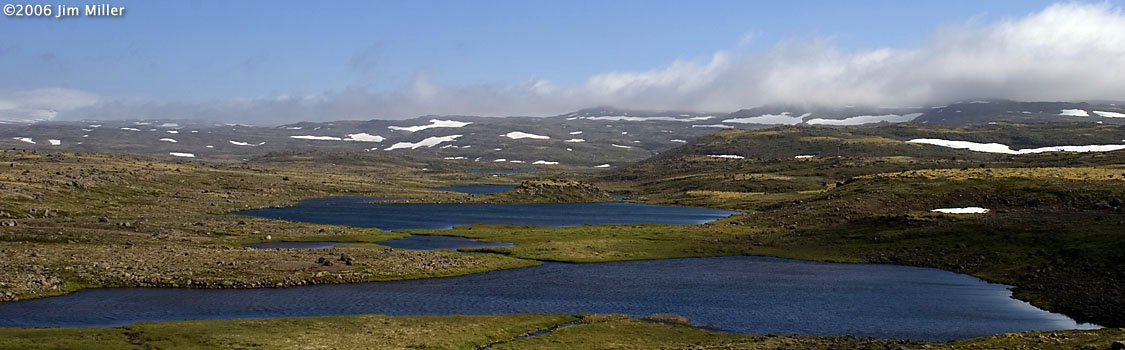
1111, 340, 1125, 350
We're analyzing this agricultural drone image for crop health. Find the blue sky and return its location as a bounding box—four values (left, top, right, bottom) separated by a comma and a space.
1, 0, 1069, 100
1, 1, 1124, 123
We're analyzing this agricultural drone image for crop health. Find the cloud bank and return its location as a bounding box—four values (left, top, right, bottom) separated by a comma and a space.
2, 3, 1124, 125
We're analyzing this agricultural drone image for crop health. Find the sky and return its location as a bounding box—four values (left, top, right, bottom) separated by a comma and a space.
1, 0, 1124, 124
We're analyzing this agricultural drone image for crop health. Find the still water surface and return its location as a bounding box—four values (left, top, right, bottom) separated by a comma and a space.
0, 256, 1092, 340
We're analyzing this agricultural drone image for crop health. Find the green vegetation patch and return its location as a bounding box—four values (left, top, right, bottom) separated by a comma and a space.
0, 314, 578, 350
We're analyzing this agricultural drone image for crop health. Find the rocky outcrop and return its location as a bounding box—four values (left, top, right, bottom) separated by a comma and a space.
500, 179, 614, 203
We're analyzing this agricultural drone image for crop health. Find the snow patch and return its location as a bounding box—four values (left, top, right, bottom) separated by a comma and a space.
13, 137, 34, 144
565, 138, 585, 143
229, 140, 265, 146
1059, 109, 1089, 117
908, 139, 1125, 154
582, 115, 713, 122
388, 119, 471, 132
385, 135, 462, 150
611, 144, 632, 149
532, 160, 559, 165
723, 112, 806, 125
1093, 111, 1125, 118
290, 135, 343, 141
443, 156, 468, 160
169, 152, 195, 158
794, 155, 815, 159
931, 207, 990, 214
344, 133, 385, 142
159, 138, 177, 143
807, 113, 922, 126
167, 130, 178, 134
120, 128, 141, 131
670, 139, 688, 143
708, 154, 745, 159
692, 124, 733, 128
595, 164, 611, 168
47, 139, 61, 146
503, 131, 550, 140
569, 131, 583, 135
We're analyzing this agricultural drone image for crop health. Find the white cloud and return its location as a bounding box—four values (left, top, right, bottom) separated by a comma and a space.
7, 3, 1125, 124
0, 88, 101, 122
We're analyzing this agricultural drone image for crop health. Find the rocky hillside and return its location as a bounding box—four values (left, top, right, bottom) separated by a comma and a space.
3, 101, 1122, 168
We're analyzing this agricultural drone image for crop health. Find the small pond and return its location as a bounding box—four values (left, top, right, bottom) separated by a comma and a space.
238, 197, 738, 231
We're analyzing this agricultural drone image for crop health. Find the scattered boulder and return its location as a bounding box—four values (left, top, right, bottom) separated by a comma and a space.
1112, 340, 1125, 350
97, 216, 110, 223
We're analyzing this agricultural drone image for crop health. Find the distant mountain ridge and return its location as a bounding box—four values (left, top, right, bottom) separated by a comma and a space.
2, 100, 1122, 166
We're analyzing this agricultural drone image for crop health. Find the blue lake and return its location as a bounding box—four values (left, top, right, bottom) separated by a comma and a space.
238, 197, 739, 231
0, 197, 1095, 341
0, 256, 1092, 340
